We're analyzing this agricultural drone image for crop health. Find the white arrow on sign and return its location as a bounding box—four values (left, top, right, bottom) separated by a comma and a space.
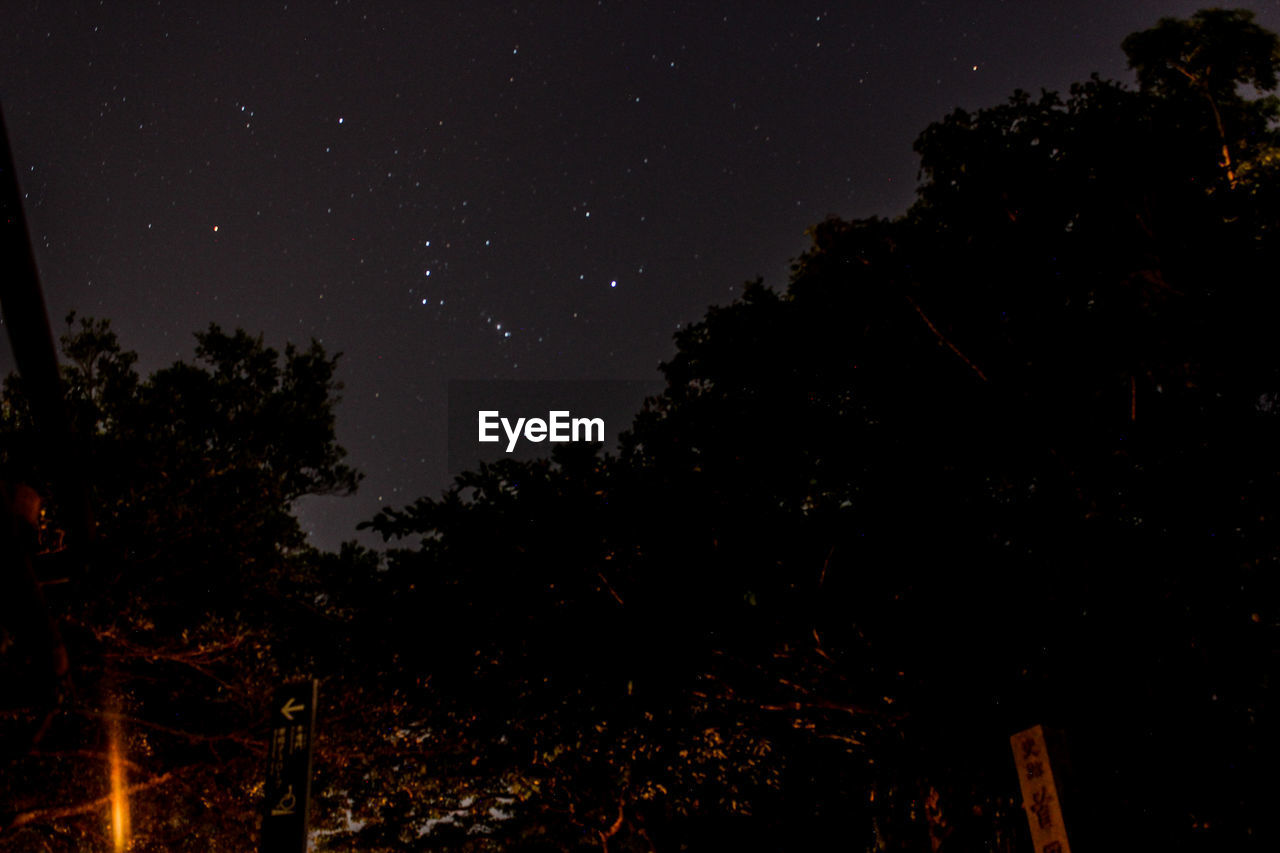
280, 697, 306, 721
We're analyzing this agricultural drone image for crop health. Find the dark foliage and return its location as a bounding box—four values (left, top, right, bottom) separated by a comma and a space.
350, 9, 1277, 851
0, 318, 359, 851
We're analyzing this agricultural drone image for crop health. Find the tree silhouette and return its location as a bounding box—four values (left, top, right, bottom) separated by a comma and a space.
1123, 8, 1280, 188
361, 9, 1277, 850
0, 318, 359, 851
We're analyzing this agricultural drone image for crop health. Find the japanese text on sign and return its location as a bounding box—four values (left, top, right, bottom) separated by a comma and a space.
1010, 725, 1071, 853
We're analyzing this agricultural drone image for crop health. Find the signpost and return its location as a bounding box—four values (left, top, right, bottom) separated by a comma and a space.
1010, 724, 1072, 853
261, 679, 318, 853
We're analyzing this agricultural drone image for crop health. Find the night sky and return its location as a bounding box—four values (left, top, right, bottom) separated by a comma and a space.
3, 1, 1276, 549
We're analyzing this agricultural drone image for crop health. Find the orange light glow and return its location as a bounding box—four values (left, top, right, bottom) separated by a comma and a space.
108, 721, 130, 851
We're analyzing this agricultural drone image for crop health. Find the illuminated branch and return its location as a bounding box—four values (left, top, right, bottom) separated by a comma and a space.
595, 571, 625, 606
816, 732, 863, 746
758, 699, 874, 716
5, 770, 176, 831
596, 801, 626, 853
817, 545, 835, 588
74, 621, 255, 698
27, 749, 144, 774
81, 710, 262, 752
905, 295, 989, 382
1171, 61, 1238, 188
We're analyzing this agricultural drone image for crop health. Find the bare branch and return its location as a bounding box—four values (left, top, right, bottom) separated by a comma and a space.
77, 709, 262, 752
595, 571, 625, 606
6, 770, 176, 831
27, 749, 144, 774
905, 295, 989, 382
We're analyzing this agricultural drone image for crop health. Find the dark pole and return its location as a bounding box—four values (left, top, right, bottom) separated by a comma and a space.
0, 103, 90, 744
0, 104, 92, 549
0, 108, 69, 455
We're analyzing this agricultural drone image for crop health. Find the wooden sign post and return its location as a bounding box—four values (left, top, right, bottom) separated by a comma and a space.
1010, 724, 1072, 853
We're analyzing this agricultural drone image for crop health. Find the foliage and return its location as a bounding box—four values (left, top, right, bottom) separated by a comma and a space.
0, 318, 359, 851
351, 448, 887, 851
351, 8, 1277, 850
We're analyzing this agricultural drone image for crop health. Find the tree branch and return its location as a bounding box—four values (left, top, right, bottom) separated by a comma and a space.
27, 749, 144, 774
595, 571, 625, 606
6, 769, 176, 831
78, 709, 262, 752
905, 295, 989, 382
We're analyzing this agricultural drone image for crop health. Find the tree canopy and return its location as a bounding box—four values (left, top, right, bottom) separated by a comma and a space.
353, 9, 1277, 850
0, 317, 359, 850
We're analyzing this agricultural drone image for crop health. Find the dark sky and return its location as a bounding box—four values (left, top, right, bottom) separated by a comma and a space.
3, 1, 1277, 549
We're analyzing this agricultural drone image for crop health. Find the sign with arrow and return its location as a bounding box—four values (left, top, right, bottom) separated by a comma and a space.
261, 679, 318, 853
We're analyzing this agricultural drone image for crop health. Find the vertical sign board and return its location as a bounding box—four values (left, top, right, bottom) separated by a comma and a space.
1010, 725, 1071, 853
261, 680, 318, 853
